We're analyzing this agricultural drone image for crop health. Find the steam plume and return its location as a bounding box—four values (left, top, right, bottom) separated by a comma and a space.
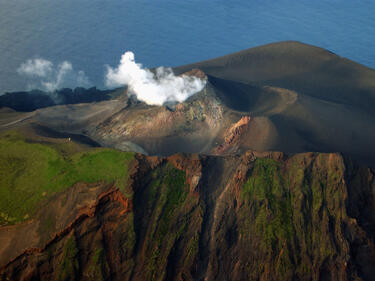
17, 58, 90, 92
17, 58, 53, 77
105, 52, 206, 105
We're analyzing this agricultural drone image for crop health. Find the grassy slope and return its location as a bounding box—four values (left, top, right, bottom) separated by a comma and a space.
0, 130, 134, 225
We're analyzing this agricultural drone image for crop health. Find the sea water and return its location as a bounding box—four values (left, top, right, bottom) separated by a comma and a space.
0, 0, 374, 93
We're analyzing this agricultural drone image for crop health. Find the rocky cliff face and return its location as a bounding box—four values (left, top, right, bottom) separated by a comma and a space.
1, 151, 375, 281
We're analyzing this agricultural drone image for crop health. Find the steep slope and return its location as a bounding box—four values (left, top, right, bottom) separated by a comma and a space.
1, 133, 375, 281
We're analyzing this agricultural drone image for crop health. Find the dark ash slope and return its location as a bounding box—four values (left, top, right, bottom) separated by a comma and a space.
2, 41, 375, 167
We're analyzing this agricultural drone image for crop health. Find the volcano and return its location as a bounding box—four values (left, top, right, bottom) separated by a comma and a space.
2, 41, 375, 166
1, 41, 375, 280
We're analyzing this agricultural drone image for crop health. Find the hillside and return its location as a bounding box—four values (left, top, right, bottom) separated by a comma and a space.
0, 130, 375, 280
1, 42, 375, 280
174, 41, 375, 117
2, 42, 375, 166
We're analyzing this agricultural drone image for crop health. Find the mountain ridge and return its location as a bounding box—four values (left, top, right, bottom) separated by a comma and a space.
1, 138, 375, 280
1, 41, 375, 280
2, 41, 375, 165
174, 41, 375, 116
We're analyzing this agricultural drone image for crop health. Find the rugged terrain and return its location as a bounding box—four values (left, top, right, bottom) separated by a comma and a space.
0, 129, 375, 280
2, 42, 375, 166
1, 41, 375, 280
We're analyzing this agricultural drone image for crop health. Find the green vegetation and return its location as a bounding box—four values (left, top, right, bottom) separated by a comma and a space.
184, 233, 199, 266
86, 247, 109, 280
145, 163, 190, 281
239, 158, 301, 278
239, 155, 350, 279
120, 213, 136, 259
57, 235, 79, 281
241, 158, 294, 249
141, 163, 203, 281
0, 131, 134, 225
156, 164, 188, 239
119, 213, 136, 280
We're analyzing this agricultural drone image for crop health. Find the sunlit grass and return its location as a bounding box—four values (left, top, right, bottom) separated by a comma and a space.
0, 131, 134, 225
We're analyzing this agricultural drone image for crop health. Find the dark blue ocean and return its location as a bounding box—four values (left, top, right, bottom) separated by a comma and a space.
1, 0, 375, 93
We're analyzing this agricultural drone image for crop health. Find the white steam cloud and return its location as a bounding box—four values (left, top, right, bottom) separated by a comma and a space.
105, 51, 206, 105
17, 58, 90, 92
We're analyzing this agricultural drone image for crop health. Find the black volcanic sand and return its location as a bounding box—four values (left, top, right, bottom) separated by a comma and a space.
175, 41, 375, 116
174, 41, 375, 166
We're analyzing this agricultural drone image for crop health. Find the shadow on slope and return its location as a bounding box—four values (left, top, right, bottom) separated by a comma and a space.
0, 87, 116, 112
